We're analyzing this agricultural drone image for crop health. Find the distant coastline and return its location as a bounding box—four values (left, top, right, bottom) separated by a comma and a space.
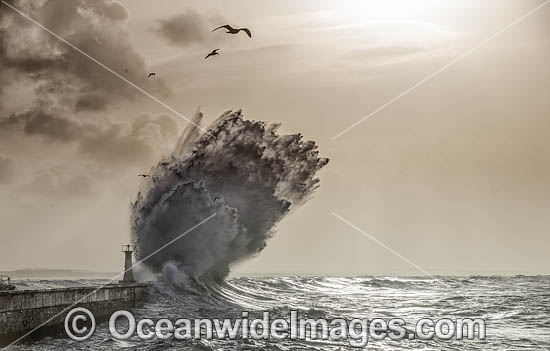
0, 268, 118, 279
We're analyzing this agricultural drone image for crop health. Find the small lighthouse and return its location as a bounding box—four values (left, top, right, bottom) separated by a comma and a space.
120, 244, 137, 283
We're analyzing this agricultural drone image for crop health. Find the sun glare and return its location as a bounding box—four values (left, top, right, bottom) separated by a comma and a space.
339, 0, 450, 20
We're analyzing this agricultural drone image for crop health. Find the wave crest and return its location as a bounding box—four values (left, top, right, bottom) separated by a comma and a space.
131, 109, 328, 282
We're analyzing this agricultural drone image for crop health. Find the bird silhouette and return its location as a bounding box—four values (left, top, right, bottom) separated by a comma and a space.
138, 174, 151, 178
205, 49, 220, 59
147, 72, 156, 78
212, 25, 252, 38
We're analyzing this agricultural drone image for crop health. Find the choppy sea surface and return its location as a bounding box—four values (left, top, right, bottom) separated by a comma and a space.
9, 275, 550, 350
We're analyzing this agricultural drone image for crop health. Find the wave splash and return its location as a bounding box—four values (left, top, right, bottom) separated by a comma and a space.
131, 109, 328, 283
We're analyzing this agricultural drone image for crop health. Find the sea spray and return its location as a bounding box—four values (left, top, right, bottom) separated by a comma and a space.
131, 109, 328, 282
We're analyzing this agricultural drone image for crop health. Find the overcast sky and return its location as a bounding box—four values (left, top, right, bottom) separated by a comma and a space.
0, 0, 548, 276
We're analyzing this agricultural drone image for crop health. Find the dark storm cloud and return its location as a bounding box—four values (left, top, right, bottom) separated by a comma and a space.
77, 124, 155, 167
154, 8, 222, 47
78, 114, 179, 167
91, 0, 130, 21
0, 108, 179, 167
0, 0, 180, 175
0, 0, 170, 112
1, 109, 84, 142
75, 94, 112, 112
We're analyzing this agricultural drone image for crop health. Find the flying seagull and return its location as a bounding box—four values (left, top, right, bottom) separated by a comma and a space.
147, 72, 156, 78
138, 174, 151, 178
205, 49, 220, 59
212, 25, 252, 38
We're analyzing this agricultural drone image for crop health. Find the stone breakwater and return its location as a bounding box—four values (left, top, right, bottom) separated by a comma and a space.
0, 283, 148, 346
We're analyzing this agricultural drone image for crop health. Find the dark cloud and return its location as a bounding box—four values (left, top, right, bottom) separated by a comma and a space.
78, 124, 155, 167
154, 8, 222, 47
0, 108, 179, 167
1, 109, 85, 142
0, 0, 180, 176
78, 114, 180, 167
91, 0, 130, 21
74, 93, 112, 112
0, 0, 170, 112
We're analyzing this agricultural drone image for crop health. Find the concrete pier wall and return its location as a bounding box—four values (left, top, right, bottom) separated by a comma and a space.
0, 284, 148, 345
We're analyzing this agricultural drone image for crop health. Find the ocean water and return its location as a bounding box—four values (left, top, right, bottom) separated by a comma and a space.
9, 275, 550, 350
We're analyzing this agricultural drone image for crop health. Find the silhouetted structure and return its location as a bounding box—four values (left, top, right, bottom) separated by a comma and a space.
120, 245, 137, 283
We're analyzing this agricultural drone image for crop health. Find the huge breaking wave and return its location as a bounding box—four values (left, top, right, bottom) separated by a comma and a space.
131, 109, 328, 284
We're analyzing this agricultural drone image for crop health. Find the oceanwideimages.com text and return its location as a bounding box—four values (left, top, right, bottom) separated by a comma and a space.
65, 308, 486, 347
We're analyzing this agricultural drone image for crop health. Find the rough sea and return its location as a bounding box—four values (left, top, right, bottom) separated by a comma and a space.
10, 275, 550, 350
6, 112, 548, 350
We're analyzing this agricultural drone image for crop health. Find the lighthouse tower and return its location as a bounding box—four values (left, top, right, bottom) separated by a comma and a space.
120, 244, 137, 283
